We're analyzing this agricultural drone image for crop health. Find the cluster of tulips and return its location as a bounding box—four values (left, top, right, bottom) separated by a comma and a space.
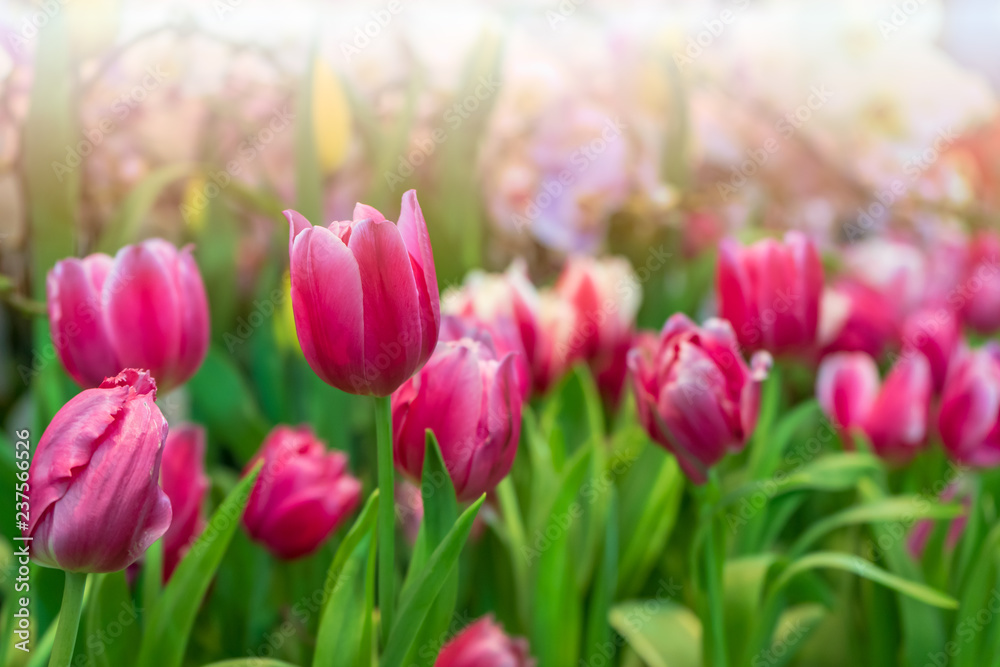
21, 184, 1000, 667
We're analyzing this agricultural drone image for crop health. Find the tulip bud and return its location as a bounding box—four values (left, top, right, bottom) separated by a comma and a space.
440, 314, 530, 401
160, 423, 209, 580
864, 353, 933, 462
628, 314, 771, 483
285, 190, 440, 396
532, 291, 579, 394
960, 231, 1000, 334
47, 240, 210, 393
25, 369, 172, 573
392, 329, 523, 502
816, 352, 880, 435
817, 280, 897, 359
243, 426, 362, 559
901, 307, 960, 393
435, 616, 534, 667
716, 231, 823, 355
938, 344, 1000, 466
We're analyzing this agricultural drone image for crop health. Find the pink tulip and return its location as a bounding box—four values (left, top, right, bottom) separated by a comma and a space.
815, 352, 881, 435
959, 231, 1000, 334
24, 369, 172, 573
285, 190, 440, 396
243, 426, 362, 559
717, 231, 823, 355
628, 314, 771, 483
818, 280, 897, 359
47, 240, 209, 393
908, 482, 969, 559
440, 314, 530, 401
392, 326, 523, 502
435, 616, 534, 667
938, 344, 1000, 466
532, 291, 580, 394
901, 307, 960, 393
160, 423, 209, 580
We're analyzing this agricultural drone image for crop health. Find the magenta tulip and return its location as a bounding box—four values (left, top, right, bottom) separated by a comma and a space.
628, 314, 771, 483
160, 423, 209, 580
818, 280, 897, 359
440, 314, 530, 401
901, 307, 960, 393
47, 240, 209, 393
816, 352, 881, 435
717, 231, 823, 355
285, 190, 440, 396
392, 324, 523, 501
938, 344, 1000, 466
435, 616, 534, 667
24, 369, 172, 573
243, 426, 362, 559
960, 231, 1000, 334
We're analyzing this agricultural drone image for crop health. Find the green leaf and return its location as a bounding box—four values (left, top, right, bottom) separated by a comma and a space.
770, 552, 957, 610
380, 496, 486, 666
610, 600, 702, 667
762, 603, 827, 667
85, 571, 141, 667
398, 432, 460, 667
95, 163, 190, 253
951, 523, 1000, 667
722, 453, 882, 508
529, 448, 592, 667
201, 661, 299, 667
583, 488, 618, 665
723, 554, 780, 665
141, 538, 163, 612
136, 462, 263, 667
313, 490, 379, 667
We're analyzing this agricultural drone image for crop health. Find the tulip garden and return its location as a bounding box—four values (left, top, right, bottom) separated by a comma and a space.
2, 1, 1000, 666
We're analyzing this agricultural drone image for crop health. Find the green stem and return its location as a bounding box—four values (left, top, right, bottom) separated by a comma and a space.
699, 472, 728, 667
374, 395, 395, 646
496, 477, 530, 627
48, 571, 87, 667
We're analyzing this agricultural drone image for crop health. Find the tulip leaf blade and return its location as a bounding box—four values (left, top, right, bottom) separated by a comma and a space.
136, 462, 263, 667
397, 431, 460, 666
85, 570, 141, 667
721, 452, 882, 509
610, 599, 702, 667
201, 661, 299, 667
583, 487, 619, 666
313, 490, 379, 667
381, 495, 486, 667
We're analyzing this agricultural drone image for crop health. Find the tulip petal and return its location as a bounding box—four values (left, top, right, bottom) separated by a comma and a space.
284, 209, 313, 256
173, 246, 210, 389
397, 190, 441, 364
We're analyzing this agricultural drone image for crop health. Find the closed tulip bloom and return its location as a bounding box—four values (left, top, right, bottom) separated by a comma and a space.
901, 307, 960, 393
25, 369, 172, 573
938, 344, 1000, 466
436, 616, 534, 667
716, 231, 823, 355
818, 280, 897, 359
816, 352, 881, 434
960, 231, 1000, 334
629, 314, 771, 483
285, 190, 440, 396
440, 314, 530, 401
47, 240, 209, 393
243, 426, 362, 559
864, 353, 933, 462
160, 423, 209, 580
392, 330, 523, 502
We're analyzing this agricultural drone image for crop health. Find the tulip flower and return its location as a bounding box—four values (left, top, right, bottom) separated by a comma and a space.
938, 344, 1000, 466
908, 482, 969, 559
285, 189, 440, 396
243, 426, 362, 560
843, 237, 927, 324
817, 352, 933, 461
392, 325, 523, 501
47, 240, 210, 393
900, 307, 960, 393
628, 314, 771, 483
440, 313, 530, 401
959, 231, 1000, 334
25, 369, 172, 573
716, 231, 823, 355
159, 423, 209, 580
818, 280, 897, 359
435, 616, 534, 667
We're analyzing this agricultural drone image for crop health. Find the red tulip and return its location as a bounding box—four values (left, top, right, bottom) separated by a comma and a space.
628, 314, 771, 483
938, 344, 1000, 466
243, 426, 362, 559
160, 423, 209, 580
716, 231, 823, 355
47, 240, 209, 393
392, 324, 523, 501
435, 616, 534, 667
818, 280, 897, 359
24, 369, 172, 573
285, 190, 440, 396
900, 307, 960, 393
815, 352, 881, 437
959, 231, 1000, 335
